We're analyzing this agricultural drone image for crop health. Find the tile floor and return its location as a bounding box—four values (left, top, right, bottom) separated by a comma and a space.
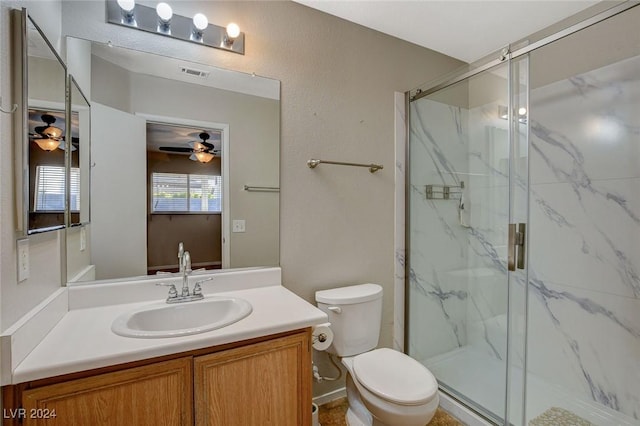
318, 398, 462, 426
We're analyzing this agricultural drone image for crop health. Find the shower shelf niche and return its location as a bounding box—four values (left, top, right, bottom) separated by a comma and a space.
425, 181, 464, 200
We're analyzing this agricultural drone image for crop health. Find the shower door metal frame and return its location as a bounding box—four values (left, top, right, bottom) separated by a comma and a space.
410, 1, 639, 103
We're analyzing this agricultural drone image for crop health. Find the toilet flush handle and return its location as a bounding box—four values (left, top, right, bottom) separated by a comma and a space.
327, 306, 342, 314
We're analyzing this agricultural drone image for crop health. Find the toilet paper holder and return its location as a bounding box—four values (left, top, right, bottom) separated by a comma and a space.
311, 323, 334, 351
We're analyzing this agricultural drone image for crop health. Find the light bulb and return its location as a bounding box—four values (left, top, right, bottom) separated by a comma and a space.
117, 0, 135, 12
518, 107, 527, 116
226, 23, 240, 39
193, 13, 208, 31
156, 2, 172, 22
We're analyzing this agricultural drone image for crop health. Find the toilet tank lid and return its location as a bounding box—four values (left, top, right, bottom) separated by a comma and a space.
315, 283, 382, 305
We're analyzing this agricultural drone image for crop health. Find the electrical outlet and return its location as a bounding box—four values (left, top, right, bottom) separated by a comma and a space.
17, 238, 29, 282
232, 220, 246, 233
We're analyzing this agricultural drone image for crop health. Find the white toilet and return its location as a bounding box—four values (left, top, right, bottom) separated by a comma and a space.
315, 283, 439, 426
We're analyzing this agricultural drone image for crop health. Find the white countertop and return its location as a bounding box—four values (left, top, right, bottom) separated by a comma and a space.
8, 271, 328, 384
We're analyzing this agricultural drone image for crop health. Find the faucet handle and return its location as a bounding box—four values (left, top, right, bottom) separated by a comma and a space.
192, 277, 214, 296
156, 282, 178, 299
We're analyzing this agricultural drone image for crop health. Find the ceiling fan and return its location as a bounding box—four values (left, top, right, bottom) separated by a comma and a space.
29, 114, 68, 152
159, 132, 220, 163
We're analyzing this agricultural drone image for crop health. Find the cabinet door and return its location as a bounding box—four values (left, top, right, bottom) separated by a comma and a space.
22, 357, 192, 426
195, 330, 311, 426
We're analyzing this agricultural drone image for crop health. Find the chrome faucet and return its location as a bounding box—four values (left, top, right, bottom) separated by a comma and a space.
157, 248, 215, 304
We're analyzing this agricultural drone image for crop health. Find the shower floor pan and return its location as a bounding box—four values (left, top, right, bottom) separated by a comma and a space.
424, 346, 636, 426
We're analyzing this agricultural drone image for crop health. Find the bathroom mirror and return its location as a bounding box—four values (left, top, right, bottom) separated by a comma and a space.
65, 38, 280, 283
18, 12, 68, 234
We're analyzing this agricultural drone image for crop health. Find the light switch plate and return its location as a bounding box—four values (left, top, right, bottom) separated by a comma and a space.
17, 238, 29, 282
232, 220, 246, 233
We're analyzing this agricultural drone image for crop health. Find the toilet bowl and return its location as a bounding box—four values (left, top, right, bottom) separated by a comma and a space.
315, 284, 439, 426
343, 349, 439, 426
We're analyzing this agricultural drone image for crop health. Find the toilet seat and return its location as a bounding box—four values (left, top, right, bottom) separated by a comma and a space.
352, 348, 438, 406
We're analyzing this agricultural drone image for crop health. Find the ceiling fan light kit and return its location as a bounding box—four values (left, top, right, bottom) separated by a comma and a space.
31, 114, 64, 152
158, 131, 219, 163
193, 151, 214, 163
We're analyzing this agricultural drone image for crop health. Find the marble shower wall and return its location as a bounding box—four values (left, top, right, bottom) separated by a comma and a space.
407, 73, 517, 366
407, 97, 470, 361
526, 54, 640, 421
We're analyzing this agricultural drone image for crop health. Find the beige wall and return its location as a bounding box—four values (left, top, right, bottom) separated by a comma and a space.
91, 55, 131, 113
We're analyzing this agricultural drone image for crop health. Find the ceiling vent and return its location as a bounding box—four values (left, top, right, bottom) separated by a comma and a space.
180, 67, 209, 78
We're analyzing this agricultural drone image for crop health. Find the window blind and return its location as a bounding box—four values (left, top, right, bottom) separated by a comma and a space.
152, 172, 222, 213
34, 166, 80, 212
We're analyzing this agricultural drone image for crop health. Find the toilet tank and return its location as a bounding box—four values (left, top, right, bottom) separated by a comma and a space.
315, 284, 383, 357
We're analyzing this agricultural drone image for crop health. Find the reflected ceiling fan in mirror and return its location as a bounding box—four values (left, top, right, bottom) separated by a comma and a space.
30, 114, 63, 151
159, 132, 220, 163
28, 112, 78, 152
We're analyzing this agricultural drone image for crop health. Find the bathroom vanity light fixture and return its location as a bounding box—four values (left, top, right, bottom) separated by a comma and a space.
191, 12, 208, 41
116, 0, 136, 25
155, 2, 172, 33
106, 0, 245, 54
224, 22, 240, 47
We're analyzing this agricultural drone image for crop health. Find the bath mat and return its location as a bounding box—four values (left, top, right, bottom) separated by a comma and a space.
529, 407, 594, 426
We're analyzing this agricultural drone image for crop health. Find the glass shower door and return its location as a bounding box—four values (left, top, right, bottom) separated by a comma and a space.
407, 56, 528, 423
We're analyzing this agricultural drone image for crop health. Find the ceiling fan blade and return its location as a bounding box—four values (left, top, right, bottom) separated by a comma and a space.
34, 125, 48, 135
159, 146, 193, 153
188, 140, 215, 151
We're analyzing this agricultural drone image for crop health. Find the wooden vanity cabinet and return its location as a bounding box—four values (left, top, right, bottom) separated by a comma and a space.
3, 329, 311, 426
195, 331, 312, 426
19, 358, 192, 426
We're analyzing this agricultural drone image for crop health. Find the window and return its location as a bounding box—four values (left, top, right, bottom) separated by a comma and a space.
34, 165, 80, 212
152, 172, 222, 213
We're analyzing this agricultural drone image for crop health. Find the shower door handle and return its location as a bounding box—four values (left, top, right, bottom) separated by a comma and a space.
508, 223, 526, 271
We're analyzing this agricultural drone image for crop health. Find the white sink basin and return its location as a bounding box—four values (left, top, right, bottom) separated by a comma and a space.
111, 296, 252, 338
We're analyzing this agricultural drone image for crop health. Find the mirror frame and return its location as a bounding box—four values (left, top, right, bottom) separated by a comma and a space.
13, 8, 71, 236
